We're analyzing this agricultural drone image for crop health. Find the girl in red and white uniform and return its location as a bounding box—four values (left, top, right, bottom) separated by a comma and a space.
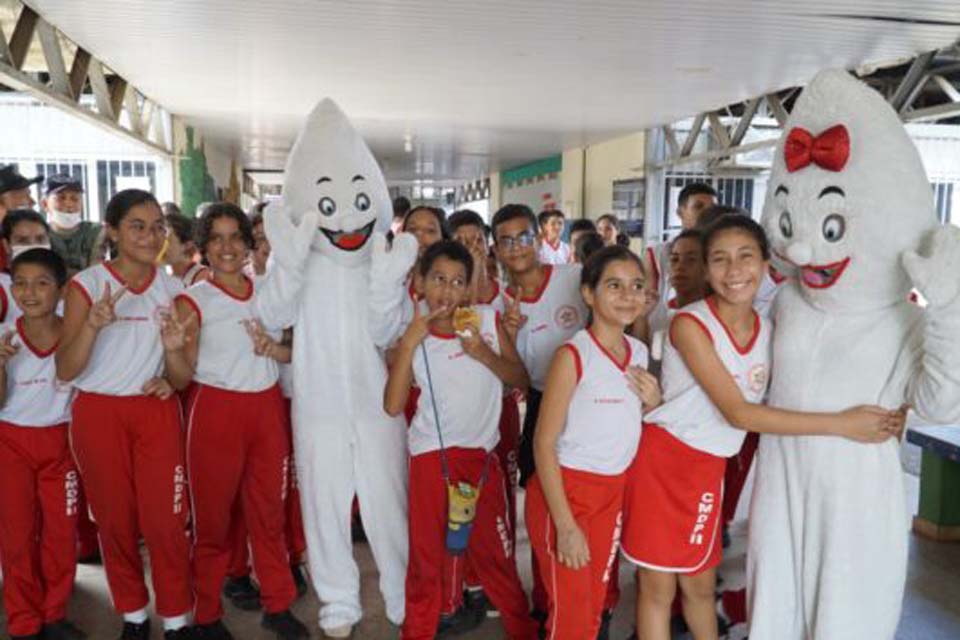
622, 216, 904, 640
163, 203, 308, 640
0, 249, 83, 640
384, 241, 538, 640
162, 208, 208, 287
525, 245, 661, 640
56, 189, 192, 640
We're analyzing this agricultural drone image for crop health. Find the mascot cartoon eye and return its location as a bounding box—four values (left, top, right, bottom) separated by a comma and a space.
822, 214, 845, 243
318, 197, 337, 216
354, 193, 371, 211
779, 211, 793, 239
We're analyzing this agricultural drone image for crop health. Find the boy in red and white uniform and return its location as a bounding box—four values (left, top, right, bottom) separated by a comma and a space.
0, 249, 84, 640
525, 246, 659, 640
537, 209, 572, 265
489, 204, 587, 618
384, 241, 538, 640
0, 209, 56, 324
163, 203, 307, 640
56, 190, 193, 640
161, 207, 208, 287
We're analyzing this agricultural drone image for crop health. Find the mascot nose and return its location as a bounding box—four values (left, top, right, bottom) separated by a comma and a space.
785, 241, 813, 266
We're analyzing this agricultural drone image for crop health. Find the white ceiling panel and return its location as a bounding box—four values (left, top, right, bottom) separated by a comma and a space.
21, 0, 960, 182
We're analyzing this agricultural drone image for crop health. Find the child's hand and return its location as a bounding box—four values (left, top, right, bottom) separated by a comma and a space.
87, 282, 126, 330
160, 305, 191, 352
459, 322, 491, 363
501, 294, 527, 341
0, 331, 19, 366
627, 366, 661, 409
243, 319, 281, 359
839, 405, 903, 443
400, 297, 446, 350
556, 523, 591, 570
142, 377, 174, 400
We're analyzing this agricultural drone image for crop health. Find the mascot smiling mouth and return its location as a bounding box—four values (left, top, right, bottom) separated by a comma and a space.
800, 257, 850, 289
321, 220, 376, 251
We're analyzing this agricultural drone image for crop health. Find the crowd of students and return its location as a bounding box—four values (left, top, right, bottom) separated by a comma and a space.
0, 164, 905, 640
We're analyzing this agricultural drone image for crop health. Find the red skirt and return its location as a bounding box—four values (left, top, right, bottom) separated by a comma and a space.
621, 424, 725, 575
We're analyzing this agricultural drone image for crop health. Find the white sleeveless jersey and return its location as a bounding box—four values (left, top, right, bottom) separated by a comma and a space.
179, 276, 279, 392
70, 263, 182, 396
0, 272, 19, 324
181, 262, 208, 287
496, 264, 587, 391
538, 239, 572, 266
557, 329, 649, 475
645, 297, 772, 457
0, 319, 73, 426
409, 306, 503, 456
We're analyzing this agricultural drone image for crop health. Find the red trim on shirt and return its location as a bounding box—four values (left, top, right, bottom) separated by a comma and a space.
69, 279, 93, 306
706, 295, 760, 355
546, 238, 561, 251
189, 266, 210, 286
505, 264, 553, 304
562, 343, 583, 383
407, 277, 417, 302
667, 298, 679, 310
104, 261, 156, 295
175, 294, 203, 328
646, 247, 661, 287
16, 317, 58, 358
208, 274, 253, 302
669, 312, 713, 349
587, 328, 632, 372
0, 284, 7, 324
428, 327, 457, 340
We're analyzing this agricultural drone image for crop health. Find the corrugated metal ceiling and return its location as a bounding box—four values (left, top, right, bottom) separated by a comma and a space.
19, 0, 960, 182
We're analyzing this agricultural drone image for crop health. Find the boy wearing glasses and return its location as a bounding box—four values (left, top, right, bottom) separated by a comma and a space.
491, 204, 587, 620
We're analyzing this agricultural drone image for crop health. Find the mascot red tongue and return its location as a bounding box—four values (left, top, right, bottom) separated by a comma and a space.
256, 99, 408, 637
748, 69, 960, 640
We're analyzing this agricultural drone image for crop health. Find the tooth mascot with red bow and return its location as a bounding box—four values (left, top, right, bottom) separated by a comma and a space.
256, 99, 408, 638
747, 69, 960, 640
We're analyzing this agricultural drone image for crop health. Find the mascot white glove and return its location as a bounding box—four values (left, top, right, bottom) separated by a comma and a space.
902, 225, 960, 309
368, 231, 420, 348
263, 203, 320, 273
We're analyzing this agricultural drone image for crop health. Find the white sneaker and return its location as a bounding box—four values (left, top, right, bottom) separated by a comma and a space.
322, 624, 353, 638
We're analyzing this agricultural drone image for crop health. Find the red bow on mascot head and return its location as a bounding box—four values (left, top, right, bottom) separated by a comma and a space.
784, 124, 850, 173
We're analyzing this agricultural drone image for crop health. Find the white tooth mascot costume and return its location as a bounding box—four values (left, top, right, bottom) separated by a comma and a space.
747, 69, 960, 639
256, 99, 408, 633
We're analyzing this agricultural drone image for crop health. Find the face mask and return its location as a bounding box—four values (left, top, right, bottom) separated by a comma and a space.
11, 243, 52, 259
49, 208, 82, 230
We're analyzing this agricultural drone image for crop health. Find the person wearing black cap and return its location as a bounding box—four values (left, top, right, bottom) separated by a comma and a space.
0, 165, 41, 221
0, 165, 43, 274
42, 175, 106, 277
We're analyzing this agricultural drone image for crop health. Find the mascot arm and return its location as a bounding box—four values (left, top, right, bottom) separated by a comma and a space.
368, 231, 420, 348
257, 205, 319, 330
903, 225, 960, 423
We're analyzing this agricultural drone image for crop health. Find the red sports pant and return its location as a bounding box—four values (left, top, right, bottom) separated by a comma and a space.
451, 393, 522, 612
722, 432, 758, 524
401, 448, 537, 640
525, 468, 625, 640
187, 384, 295, 623
0, 422, 77, 636
226, 398, 306, 578
69, 392, 192, 616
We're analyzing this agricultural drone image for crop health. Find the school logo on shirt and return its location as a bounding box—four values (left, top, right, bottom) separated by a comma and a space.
747, 364, 769, 394
555, 305, 581, 330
